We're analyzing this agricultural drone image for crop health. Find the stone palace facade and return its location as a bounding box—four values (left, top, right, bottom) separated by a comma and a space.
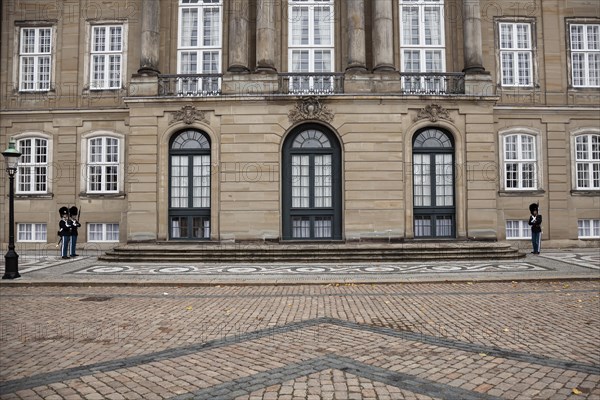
1, 0, 599, 250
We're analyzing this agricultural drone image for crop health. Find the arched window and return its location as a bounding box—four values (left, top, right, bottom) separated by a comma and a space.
282, 124, 342, 240
413, 128, 455, 238
574, 134, 600, 189
169, 129, 211, 240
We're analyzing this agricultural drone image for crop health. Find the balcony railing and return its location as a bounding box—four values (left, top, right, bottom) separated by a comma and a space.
399, 73, 465, 95
158, 74, 222, 97
278, 73, 345, 95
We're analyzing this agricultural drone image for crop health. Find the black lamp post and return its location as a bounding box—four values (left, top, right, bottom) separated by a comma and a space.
3, 138, 21, 279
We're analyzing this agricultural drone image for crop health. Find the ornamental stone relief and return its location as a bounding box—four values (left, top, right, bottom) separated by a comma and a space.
413, 104, 454, 123
169, 105, 208, 125
288, 97, 335, 124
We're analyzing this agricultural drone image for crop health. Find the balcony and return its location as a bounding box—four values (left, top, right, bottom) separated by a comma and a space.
278, 73, 345, 95
153, 72, 468, 97
158, 74, 222, 97
399, 73, 465, 95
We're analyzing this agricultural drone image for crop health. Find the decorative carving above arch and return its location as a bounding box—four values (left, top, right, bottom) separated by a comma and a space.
288, 97, 334, 124
413, 104, 454, 123
169, 105, 208, 125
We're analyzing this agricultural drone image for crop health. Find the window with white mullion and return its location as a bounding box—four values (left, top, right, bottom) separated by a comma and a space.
570, 24, 600, 87
89, 223, 120, 242
575, 134, 600, 189
90, 25, 123, 89
87, 137, 120, 193
288, 0, 334, 91
177, 2, 222, 93
19, 27, 52, 91
504, 134, 537, 190
17, 223, 47, 242
16, 138, 48, 194
505, 220, 531, 239
499, 22, 533, 87
578, 219, 600, 238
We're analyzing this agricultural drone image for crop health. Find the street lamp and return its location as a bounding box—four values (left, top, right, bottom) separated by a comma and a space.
2, 137, 21, 279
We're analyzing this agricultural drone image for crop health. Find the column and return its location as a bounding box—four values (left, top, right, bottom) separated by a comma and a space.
256, 0, 277, 72
138, 0, 160, 75
462, 0, 485, 73
228, 0, 250, 72
372, 0, 394, 71
346, 0, 367, 72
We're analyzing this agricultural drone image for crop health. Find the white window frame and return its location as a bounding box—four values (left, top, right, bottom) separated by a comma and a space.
88, 223, 120, 242
498, 22, 533, 87
505, 220, 531, 239
89, 24, 125, 90
287, 0, 335, 93
81, 131, 125, 195
177, 0, 223, 94
502, 133, 539, 190
569, 23, 600, 88
15, 136, 50, 194
17, 223, 47, 242
578, 219, 600, 239
573, 133, 600, 190
19, 26, 53, 92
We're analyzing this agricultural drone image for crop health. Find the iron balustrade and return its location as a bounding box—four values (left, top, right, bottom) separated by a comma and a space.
279, 73, 345, 95
399, 73, 465, 95
158, 74, 222, 97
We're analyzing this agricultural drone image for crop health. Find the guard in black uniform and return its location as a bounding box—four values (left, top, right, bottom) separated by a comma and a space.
58, 207, 72, 259
69, 206, 81, 257
528, 203, 542, 254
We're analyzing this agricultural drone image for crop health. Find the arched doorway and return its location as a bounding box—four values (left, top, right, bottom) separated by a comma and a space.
168, 129, 211, 240
413, 128, 455, 238
282, 124, 342, 240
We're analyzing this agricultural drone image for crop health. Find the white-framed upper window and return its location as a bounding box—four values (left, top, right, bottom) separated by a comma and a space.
505, 220, 531, 239
570, 23, 600, 87
578, 219, 600, 238
90, 25, 124, 89
575, 134, 600, 189
399, 0, 445, 73
87, 136, 120, 193
19, 27, 53, 91
499, 22, 533, 87
16, 137, 49, 194
88, 223, 120, 242
177, 0, 222, 94
503, 134, 538, 190
18, 223, 47, 242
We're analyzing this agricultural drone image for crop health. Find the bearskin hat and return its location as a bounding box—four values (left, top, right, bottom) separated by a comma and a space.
529, 203, 539, 213
69, 206, 78, 217
59, 206, 69, 217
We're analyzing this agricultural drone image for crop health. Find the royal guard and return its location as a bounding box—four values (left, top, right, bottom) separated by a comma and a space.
58, 207, 72, 259
528, 203, 542, 255
69, 206, 81, 257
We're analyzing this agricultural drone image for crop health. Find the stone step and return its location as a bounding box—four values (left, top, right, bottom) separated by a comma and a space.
98, 242, 525, 263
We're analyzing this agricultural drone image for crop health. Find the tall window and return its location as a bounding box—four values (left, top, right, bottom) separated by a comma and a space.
19, 27, 52, 91
570, 23, 600, 87
399, 0, 445, 91
575, 134, 600, 189
178, 0, 222, 94
90, 25, 123, 89
17, 137, 48, 194
499, 22, 533, 87
288, 0, 334, 92
87, 137, 120, 193
282, 125, 342, 240
503, 134, 537, 190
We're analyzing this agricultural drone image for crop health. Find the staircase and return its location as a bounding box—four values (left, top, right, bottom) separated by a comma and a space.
98, 241, 525, 263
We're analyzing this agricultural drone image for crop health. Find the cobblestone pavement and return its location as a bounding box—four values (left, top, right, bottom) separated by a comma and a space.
1, 281, 599, 399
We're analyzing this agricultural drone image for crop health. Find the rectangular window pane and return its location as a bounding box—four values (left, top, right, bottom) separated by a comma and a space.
292, 217, 310, 238
292, 155, 310, 208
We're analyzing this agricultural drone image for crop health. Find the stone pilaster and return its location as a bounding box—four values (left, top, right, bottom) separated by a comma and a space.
372, 0, 394, 72
256, 0, 277, 72
138, 0, 160, 75
228, 0, 250, 73
462, 0, 485, 74
346, 0, 367, 72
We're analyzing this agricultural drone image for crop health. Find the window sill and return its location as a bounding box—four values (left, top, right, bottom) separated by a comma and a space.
498, 190, 545, 197
80, 192, 126, 199
15, 193, 53, 199
570, 190, 600, 196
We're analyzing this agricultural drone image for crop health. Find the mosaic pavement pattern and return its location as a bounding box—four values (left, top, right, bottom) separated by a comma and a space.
1, 282, 599, 399
74, 262, 550, 275
539, 252, 600, 270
